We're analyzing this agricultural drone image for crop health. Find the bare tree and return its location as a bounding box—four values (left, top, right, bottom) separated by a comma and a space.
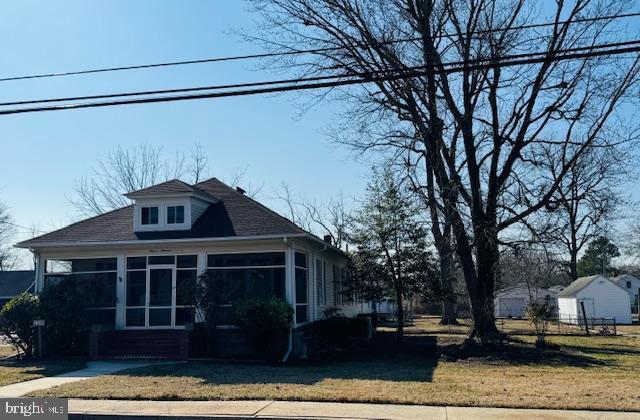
71, 144, 210, 215
0, 203, 17, 271
545, 147, 629, 280
274, 183, 351, 250
249, 0, 640, 339
190, 142, 210, 183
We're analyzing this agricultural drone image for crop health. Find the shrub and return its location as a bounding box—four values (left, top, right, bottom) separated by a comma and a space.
234, 297, 294, 360
525, 300, 556, 348
39, 280, 95, 356
310, 316, 372, 359
0, 293, 39, 357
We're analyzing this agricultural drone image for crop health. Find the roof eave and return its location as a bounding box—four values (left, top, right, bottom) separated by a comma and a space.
15, 233, 344, 254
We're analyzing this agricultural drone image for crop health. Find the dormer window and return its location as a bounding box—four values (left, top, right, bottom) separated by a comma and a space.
141, 207, 159, 225
167, 206, 185, 224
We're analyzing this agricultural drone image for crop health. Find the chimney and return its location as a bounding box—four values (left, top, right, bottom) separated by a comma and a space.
236, 186, 246, 195
323, 235, 332, 245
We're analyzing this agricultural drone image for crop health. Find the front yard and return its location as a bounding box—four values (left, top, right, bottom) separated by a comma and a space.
30, 317, 640, 411
0, 356, 85, 387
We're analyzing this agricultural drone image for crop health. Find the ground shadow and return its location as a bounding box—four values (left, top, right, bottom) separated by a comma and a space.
112, 331, 438, 386
439, 336, 609, 368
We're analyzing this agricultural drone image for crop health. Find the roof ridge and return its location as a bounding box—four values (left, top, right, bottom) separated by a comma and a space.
195, 177, 307, 235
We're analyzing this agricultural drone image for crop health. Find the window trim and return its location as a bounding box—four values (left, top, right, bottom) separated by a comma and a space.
141, 206, 159, 225
206, 250, 288, 327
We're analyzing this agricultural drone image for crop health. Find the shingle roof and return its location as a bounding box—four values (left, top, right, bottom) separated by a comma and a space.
125, 179, 218, 202
0, 271, 35, 297
557, 275, 607, 297
17, 178, 307, 247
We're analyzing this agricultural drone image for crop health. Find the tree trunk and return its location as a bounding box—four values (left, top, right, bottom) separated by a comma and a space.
396, 289, 404, 344
438, 244, 458, 325
468, 233, 500, 339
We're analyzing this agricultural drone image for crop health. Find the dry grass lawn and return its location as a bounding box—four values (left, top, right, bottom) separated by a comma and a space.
31, 317, 640, 411
0, 359, 86, 387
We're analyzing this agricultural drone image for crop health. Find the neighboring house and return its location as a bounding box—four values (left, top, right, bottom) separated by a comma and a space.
494, 285, 556, 318
0, 270, 35, 308
547, 285, 566, 295
610, 274, 640, 312
17, 178, 365, 358
557, 275, 632, 325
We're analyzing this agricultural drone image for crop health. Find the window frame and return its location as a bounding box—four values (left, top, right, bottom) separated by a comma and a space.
124, 254, 198, 329
206, 250, 288, 328
43, 257, 118, 327
141, 206, 159, 225
167, 205, 185, 225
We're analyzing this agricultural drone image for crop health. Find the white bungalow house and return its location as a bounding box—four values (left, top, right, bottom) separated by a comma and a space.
557, 275, 632, 325
611, 274, 640, 313
494, 285, 557, 318
17, 178, 365, 358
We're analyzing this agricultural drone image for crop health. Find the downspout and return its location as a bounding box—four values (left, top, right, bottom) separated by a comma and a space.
282, 236, 293, 362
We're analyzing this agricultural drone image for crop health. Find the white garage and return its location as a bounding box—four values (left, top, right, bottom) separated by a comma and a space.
557, 275, 632, 325
494, 285, 556, 318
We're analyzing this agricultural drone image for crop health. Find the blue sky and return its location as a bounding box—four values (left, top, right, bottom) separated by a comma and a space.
0, 1, 370, 256
1, 2, 639, 267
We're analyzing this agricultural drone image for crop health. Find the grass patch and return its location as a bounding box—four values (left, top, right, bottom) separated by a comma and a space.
0, 359, 86, 387
30, 317, 640, 411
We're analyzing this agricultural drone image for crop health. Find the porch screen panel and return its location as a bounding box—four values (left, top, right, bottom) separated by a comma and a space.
43, 258, 117, 327
126, 257, 147, 327
206, 252, 286, 325
175, 255, 197, 326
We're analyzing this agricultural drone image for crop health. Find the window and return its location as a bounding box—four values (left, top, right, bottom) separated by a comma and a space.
316, 259, 326, 306
333, 265, 342, 305
627, 281, 632, 289
295, 252, 308, 323
44, 258, 117, 327
206, 252, 287, 326
167, 205, 185, 224
141, 207, 158, 225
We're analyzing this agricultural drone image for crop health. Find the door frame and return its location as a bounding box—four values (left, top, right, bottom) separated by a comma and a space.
125, 263, 183, 330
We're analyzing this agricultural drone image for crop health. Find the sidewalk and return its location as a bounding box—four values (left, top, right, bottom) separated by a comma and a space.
0, 361, 162, 397
68, 399, 640, 420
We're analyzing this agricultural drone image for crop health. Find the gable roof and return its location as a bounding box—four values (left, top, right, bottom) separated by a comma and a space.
611, 273, 640, 285
17, 178, 310, 248
0, 271, 35, 297
556, 275, 628, 297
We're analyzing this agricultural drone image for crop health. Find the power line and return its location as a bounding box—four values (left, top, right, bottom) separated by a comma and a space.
2, 39, 638, 108
0, 11, 638, 83
1, 40, 638, 116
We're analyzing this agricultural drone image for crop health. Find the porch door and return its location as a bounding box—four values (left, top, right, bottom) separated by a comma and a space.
148, 267, 174, 327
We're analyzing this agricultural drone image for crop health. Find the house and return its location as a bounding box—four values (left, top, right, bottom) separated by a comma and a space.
610, 274, 640, 313
494, 285, 556, 318
547, 285, 566, 295
557, 275, 632, 325
0, 270, 35, 308
16, 178, 365, 358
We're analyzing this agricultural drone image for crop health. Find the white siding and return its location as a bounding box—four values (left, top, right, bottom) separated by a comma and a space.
576, 278, 632, 324
558, 297, 578, 323
190, 197, 210, 224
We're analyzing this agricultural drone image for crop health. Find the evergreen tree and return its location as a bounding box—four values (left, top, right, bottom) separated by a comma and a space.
349, 168, 437, 343
576, 236, 620, 278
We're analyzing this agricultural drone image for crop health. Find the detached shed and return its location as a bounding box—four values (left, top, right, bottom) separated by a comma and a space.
557, 275, 632, 325
494, 285, 556, 318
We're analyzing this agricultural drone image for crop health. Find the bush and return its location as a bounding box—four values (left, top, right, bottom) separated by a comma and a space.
309, 316, 372, 359
0, 293, 39, 357
39, 280, 94, 356
234, 297, 294, 361
525, 300, 556, 348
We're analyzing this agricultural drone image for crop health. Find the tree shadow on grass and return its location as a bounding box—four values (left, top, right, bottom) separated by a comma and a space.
439, 337, 609, 368
113, 332, 438, 386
